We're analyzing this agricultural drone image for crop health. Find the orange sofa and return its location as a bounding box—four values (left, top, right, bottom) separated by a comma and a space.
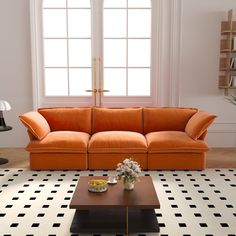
19, 107, 216, 170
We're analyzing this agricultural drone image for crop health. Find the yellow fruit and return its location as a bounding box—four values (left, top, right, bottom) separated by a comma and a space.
89, 179, 107, 185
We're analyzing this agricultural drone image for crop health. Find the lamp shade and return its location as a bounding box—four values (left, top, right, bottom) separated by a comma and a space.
0, 100, 11, 111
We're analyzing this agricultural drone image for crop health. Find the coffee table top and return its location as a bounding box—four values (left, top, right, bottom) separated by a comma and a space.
70, 176, 160, 209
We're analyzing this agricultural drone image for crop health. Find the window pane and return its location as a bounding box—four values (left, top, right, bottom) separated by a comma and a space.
104, 0, 127, 8
104, 69, 126, 96
43, 0, 66, 8
69, 39, 91, 67
68, 9, 91, 38
104, 9, 126, 38
128, 69, 150, 96
69, 69, 92, 96
45, 69, 68, 96
128, 9, 151, 38
104, 39, 126, 67
44, 39, 67, 67
68, 0, 90, 8
43, 10, 67, 38
128, 0, 151, 8
128, 39, 150, 67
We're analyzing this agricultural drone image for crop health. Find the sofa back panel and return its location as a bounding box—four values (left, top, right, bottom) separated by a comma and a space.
143, 107, 198, 134
38, 107, 92, 133
92, 107, 143, 133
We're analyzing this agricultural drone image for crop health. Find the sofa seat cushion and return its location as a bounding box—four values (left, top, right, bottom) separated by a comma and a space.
26, 131, 90, 153
146, 131, 209, 153
88, 131, 147, 153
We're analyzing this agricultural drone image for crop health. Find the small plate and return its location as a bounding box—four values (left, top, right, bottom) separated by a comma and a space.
107, 179, 117, 185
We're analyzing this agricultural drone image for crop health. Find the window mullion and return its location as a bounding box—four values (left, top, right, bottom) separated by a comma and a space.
126, 0, 128, 96
66, 0, 70, 96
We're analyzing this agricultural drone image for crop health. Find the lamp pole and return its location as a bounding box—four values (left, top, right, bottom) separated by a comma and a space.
0, 124, 12, 164
0, 100, 12, 164
0, 110, 6, 127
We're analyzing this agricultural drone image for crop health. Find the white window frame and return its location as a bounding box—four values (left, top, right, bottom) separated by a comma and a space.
43, 2, 92, 97
103, 1, 151, 97
30, 0, 182, 108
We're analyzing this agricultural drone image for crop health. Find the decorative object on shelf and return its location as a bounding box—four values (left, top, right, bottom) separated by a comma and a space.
0, 100, 12, 165
226, 93, 236, 105
88, 179, 108, 192
116, 158, 141, 190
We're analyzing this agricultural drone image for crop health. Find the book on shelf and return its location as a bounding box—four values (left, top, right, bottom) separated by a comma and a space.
230, 57, 235, 68
229, 76, 233, 86
234, 36, 236, 50
230, 57, 236, 69
229, 76, 236, 87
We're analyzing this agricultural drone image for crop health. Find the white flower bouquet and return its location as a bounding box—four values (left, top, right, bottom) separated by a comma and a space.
116, 158, 142, 183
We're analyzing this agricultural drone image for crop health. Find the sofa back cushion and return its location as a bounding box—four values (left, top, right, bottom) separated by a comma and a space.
185, 111, 217, 140
38, 107, 92, 133
92, 107, 143, 133
143, 107, 198, 134
19, 111, 51, 140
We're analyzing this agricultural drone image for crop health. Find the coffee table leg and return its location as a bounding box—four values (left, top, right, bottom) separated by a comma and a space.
126, 207, 129, 236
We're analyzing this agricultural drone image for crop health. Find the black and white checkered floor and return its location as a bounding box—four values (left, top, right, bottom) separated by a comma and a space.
0, 169, 235, 236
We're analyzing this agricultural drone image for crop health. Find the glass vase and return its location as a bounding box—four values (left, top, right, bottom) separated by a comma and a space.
123, 180, 135, 190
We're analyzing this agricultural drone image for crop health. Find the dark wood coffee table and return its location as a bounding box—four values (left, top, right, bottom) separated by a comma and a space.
69, 176, 160, 234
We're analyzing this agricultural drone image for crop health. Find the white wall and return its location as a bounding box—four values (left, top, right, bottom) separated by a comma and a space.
0, 0, 236, 148
0, 0, 33, 147
179, 0, 236, 147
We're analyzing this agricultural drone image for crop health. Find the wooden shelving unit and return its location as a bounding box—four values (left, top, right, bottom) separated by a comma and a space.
219, 9, 236, 95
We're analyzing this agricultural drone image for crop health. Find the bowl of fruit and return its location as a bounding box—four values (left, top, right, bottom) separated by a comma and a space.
88, 179, 108, 192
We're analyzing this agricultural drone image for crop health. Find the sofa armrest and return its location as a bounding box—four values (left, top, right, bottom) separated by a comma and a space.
19, 111, 51, 140
185, 111, 217, 140
27, 130, 37, 141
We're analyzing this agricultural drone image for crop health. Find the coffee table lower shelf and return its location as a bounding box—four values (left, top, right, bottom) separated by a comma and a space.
70, 208, 159, 234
